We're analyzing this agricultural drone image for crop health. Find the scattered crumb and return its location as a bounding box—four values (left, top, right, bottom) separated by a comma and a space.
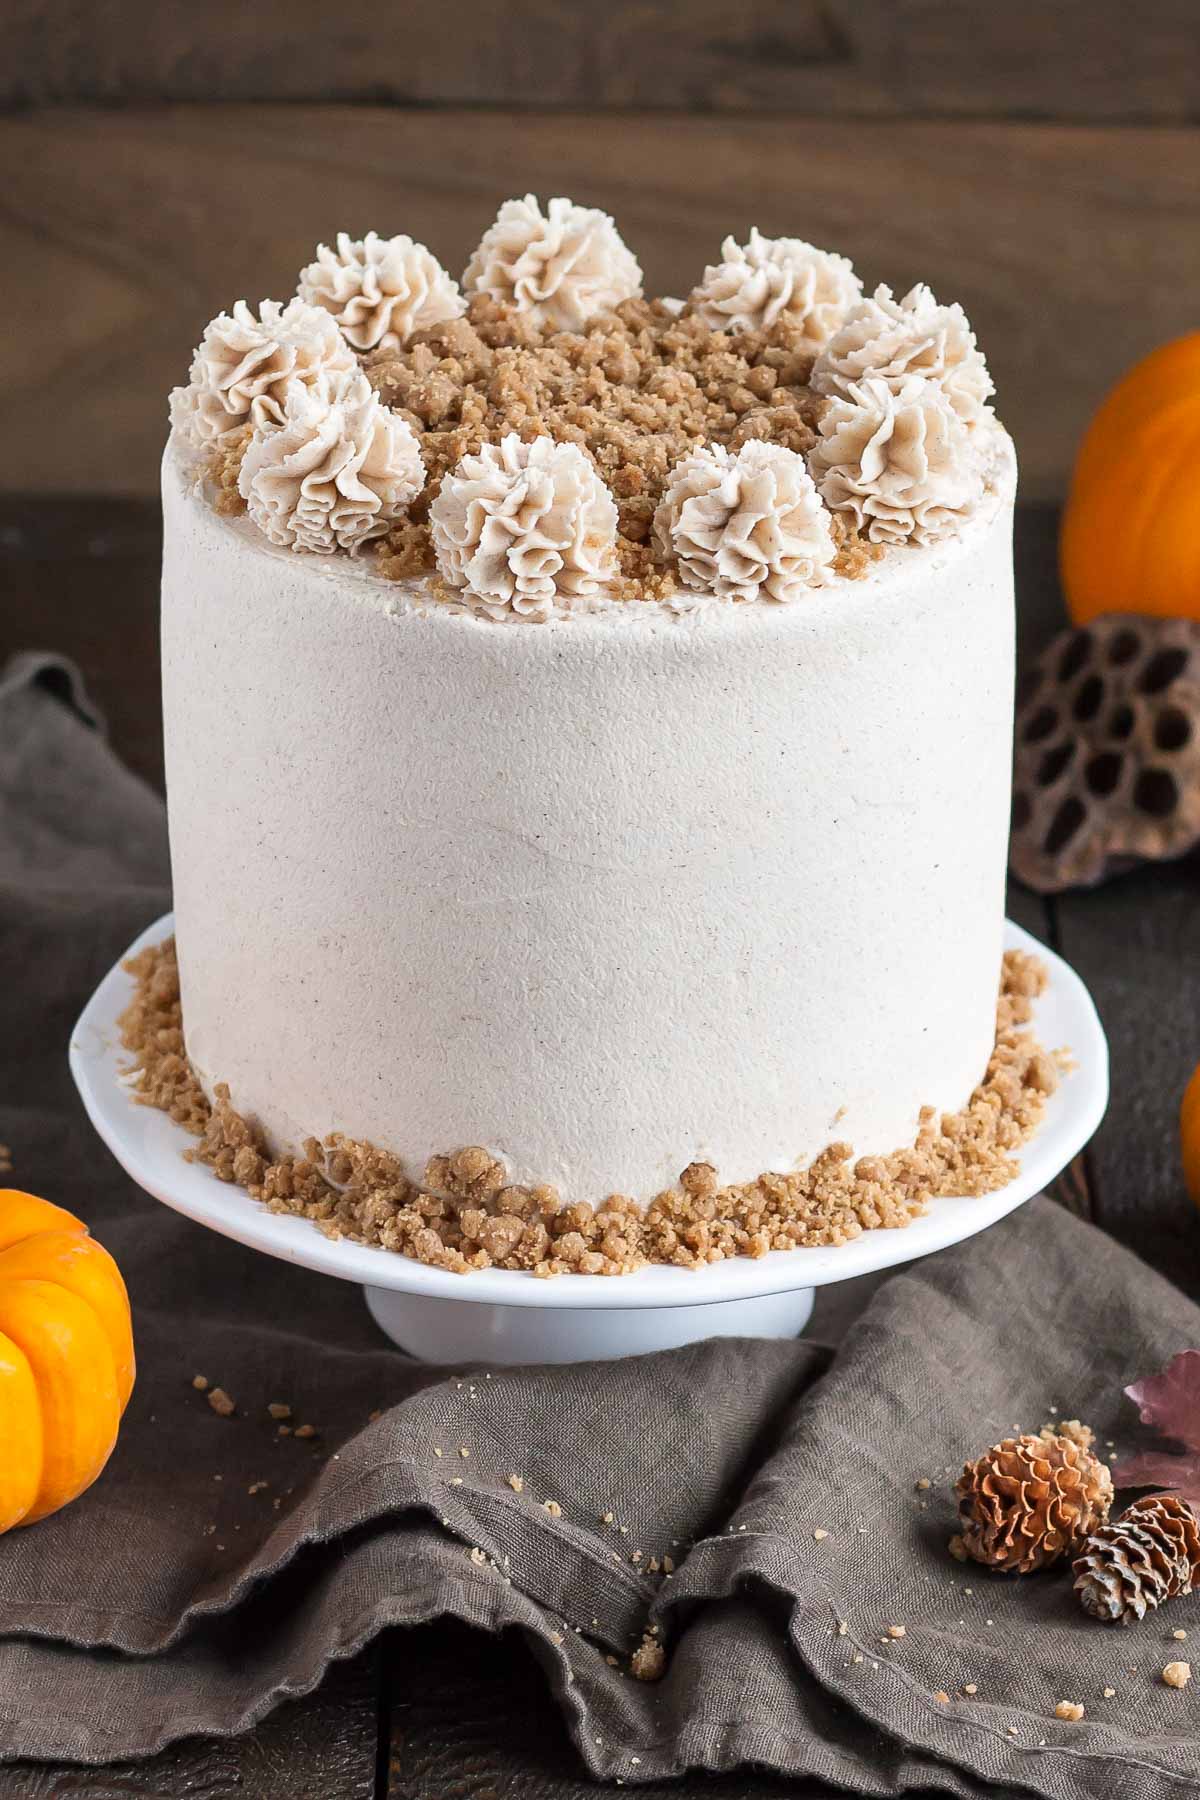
662, 1554, 675, 1574
1048, 1418, 1094, 1451
812, 1529, 829, 1542
886, 1625, 906, 1640
247, 1480, 268, 1496
1162, 1662, 1191, 1690
1055, 1701, 1085, 1722
277, 1425, 292, 1437
469, 1547, 487, 1567
368, 1409, 382, 1422
507, 1474, 524, 1493
459, 1447, 470, 1459
1174, 1629, 1188, 1642
915, 1478, 931, 1492
549, 1630, 564, 1646
118, 940, 1057, 1278
836, 1621, 848, 1636
631, 1631, 666, 1682
207, 1387, 235, 1418
963, 1684, 978, 1696
191, 1375, 209, 1392
0, 1144, 11, 1174
294, 1423, 318, 1440
543, 1500, 563, 1518
267, 1403, 291, 1421
934, 1691, 950, 1705
1103, 1687, 1116, 1698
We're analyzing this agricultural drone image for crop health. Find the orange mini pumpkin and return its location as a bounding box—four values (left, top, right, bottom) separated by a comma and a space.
1061, 333, 1200, 627
0, 1191, 135, 1533
1184, 1064, 1200, 1209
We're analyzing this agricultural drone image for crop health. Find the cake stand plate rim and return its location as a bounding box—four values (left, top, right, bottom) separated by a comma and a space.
68, 912, 1108, 1313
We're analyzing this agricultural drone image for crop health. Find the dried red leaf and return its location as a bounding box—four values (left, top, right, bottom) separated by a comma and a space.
1118, 1350, 1200, 1505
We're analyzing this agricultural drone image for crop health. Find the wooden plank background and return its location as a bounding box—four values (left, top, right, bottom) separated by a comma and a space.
8, 1, 1200, 117
2, 106, 1199, 501
1, 4, 1199, 500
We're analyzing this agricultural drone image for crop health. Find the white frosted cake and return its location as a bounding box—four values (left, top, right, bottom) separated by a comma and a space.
144, 196, 1050, 1277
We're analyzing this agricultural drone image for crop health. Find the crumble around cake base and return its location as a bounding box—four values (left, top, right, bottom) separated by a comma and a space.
118, 940, 1061, 1279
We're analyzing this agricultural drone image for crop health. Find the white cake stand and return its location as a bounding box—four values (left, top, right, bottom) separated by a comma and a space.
69, 915, 1107, 1365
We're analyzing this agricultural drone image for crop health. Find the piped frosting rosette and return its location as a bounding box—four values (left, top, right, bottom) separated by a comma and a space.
429, 433, 619, 620
237, 366, 425, 555
808, 374, 983, 547
654, 440, 835, 607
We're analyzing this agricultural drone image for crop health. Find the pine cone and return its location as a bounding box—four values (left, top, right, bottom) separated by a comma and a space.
954, 1423, 1113, 1573
1074, 1493, 1200, 1623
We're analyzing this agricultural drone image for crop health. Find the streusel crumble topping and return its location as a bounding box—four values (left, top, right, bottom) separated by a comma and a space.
172, 200, 1000, 615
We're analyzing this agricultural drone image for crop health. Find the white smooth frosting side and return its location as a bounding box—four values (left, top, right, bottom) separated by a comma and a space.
462, 195, 643, 331
429, 433, 619, 619
812, 283, 994, 425
653, 440, 835, 606
297, 232, 465, 351
687, 228, 861, 342
238, 368, 425, 555
163, 430, 1017, 1202
169, 299, 355, 444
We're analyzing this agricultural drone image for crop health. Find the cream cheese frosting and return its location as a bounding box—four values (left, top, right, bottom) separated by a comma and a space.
169, 299, 355, 445
429, 433, 619, 619
687, 228, 861, 342
238, 367, 425, 555
653, 440, 835, 607
812, 282, 994, 426
297, 232, 465, 352
162, 430, 1017, 1201
809, 374, 985, 547
462, 195, 643, 332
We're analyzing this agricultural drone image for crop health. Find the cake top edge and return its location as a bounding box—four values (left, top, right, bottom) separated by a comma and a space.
168, 197, 1011, 624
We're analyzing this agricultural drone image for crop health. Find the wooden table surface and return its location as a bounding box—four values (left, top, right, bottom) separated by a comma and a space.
1, 496, 1198, 1797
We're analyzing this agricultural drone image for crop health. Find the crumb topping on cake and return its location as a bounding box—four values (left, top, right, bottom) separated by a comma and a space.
120, 940, 1059, 1280
169, 197, 1004, 617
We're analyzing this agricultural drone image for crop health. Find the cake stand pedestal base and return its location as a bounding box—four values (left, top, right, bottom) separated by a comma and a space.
363, 1283, 816, 1364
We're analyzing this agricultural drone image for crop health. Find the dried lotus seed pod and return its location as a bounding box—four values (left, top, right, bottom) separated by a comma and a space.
1010, 613, 1200, 892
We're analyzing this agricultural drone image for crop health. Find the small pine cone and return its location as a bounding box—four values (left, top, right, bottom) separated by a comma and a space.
1074, 1494, 1200, 1623
954, 1424, 1113, 1573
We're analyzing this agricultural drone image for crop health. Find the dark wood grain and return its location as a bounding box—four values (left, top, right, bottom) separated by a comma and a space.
0, 1649, 382, 1799
2, 109, 1199, 502
6, 1, 1198, 120
0, 497, 163, 790
1051, 860, 1200, 1287
382, 1619, 1035, 1800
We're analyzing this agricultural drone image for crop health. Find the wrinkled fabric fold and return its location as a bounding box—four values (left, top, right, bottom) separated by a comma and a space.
1, 655, 1196, 1798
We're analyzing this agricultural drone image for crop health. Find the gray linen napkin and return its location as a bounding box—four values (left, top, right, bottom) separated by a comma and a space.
2, 654, 1199, 1797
